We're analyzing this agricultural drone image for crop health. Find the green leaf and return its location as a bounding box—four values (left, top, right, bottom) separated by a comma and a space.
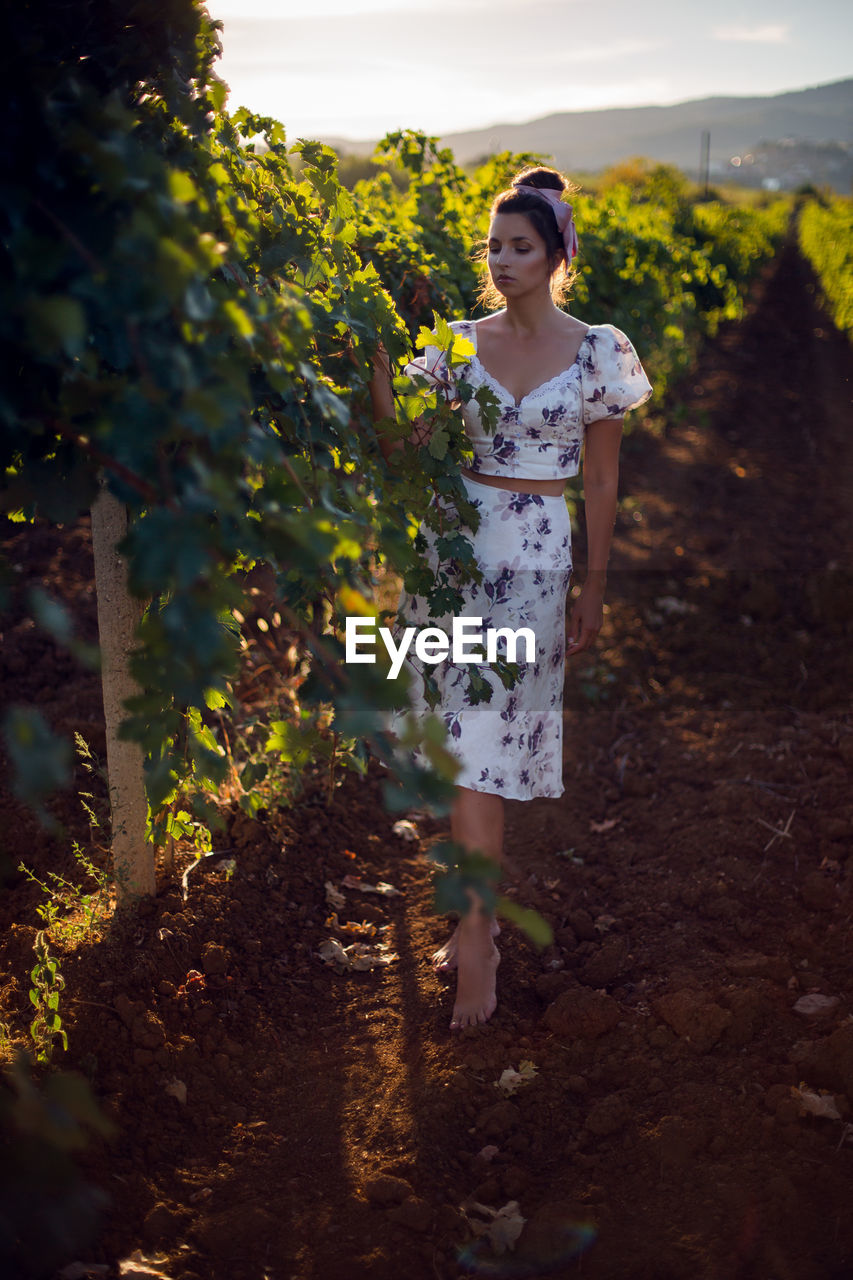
427, 427, 449, 460
203, 687, 231, 710
240, 761, 268, 788
29, 588, 73, 646
169, 170, 198, 203
24, 296, 86, 357
3, 707, 72, 815
496, 896, 553, 947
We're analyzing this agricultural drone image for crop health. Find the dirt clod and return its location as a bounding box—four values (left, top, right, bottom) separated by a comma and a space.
476, 1100, 520, 1138
542, 985, 621, 1040
653, 991, 732, 1054
386, 1195, 432, 1232
800, 870, 838, 911
363, 1175, 414, 1207
584, 1093, 630, 1137
200, 943, 228, 975
579, 937, 632, 988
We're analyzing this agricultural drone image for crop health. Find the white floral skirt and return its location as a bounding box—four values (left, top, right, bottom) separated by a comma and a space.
393, 475, 572, 800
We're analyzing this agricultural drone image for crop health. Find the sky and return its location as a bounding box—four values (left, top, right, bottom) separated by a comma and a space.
204, 0, 853, 143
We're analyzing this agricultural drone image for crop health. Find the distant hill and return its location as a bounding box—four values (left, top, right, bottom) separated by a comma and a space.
330, 79, 853, 188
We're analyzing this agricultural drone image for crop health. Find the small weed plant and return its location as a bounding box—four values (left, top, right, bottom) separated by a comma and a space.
18, 844, 113, 1063
28, 930, 67, 1063
0, 1019, 14, 1062
19, 844, 113, 949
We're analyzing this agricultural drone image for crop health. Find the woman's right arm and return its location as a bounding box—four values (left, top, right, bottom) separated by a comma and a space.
369, 345, 433, 461
368, 346, 398, 462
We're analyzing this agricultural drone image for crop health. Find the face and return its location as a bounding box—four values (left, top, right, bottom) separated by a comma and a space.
487, 211, 554, 299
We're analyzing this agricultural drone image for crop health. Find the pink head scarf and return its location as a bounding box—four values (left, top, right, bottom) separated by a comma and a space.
511, 183, 579, 262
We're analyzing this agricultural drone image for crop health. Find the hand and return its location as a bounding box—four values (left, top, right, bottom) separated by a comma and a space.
566, 582, 604, 657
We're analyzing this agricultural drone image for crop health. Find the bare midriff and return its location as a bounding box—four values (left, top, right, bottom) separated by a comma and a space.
460, 466, 567, 497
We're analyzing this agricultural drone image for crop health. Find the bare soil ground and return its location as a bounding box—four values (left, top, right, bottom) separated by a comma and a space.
1, 233, 852, 1280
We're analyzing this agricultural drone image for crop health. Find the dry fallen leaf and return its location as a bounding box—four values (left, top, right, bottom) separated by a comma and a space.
589, 817, 619, 834
489, 1201, 526, 1255
324, 912, 383, 939
341, 874, 401, 897
466, 1201, 526, 1255
792, 1084, 842, 1121
793, 993, 840, 1017
495, 1061, 538, 1096
163, 1078, 187, 1106
118, 1254, 176, 1280
317, 937, 397, 971
324, 880, 345, 911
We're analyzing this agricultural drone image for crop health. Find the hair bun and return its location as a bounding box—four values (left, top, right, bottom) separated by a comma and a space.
513, 166, 565, 194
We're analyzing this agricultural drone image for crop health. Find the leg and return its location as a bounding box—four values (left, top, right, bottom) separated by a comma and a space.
432, 788, 502, 972
431, 916, 500, 973
446, 786, 503, 1031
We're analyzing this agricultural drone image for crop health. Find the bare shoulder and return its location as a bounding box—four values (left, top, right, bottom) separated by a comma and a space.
562, 314, 591, 338
471, 311, 506, 335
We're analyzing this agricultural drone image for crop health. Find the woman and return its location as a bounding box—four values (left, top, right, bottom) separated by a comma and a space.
370, 167, 652, 1030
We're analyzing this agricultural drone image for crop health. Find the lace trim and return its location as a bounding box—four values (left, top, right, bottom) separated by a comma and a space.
457, 320, 590, 409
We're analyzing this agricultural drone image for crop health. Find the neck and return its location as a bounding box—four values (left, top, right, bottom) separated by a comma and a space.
502, 290, 558, 333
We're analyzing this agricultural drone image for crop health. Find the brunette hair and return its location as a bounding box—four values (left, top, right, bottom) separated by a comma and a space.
478, 165, 579, 310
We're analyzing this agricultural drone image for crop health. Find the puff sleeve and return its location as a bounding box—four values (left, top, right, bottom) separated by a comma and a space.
580, 325, 652, 425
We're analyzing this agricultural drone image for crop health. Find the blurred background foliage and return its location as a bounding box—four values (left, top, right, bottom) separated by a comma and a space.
0, 1054, 113, 1278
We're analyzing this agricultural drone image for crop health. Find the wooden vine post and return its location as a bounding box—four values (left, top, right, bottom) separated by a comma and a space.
91, 485, 155, 901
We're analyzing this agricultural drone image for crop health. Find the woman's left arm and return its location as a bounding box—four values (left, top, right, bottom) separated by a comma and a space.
567, 417, 623, 657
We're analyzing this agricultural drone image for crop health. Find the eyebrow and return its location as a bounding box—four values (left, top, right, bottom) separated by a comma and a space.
489, 235, 534, 243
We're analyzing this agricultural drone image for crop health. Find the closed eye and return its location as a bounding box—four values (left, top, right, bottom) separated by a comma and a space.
489, 240, 534, 252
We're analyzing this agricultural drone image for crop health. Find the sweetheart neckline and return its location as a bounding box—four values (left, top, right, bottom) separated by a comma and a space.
466, 325, 591, 409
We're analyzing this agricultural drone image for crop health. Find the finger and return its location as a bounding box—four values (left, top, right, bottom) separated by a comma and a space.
565, 614, 582, 645
567, 626, 598, 656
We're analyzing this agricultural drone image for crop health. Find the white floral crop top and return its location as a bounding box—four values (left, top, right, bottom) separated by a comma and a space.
405, 319, 652, 481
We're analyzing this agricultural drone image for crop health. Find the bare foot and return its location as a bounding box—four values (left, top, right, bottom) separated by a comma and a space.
449, 911, 500, 1030
433, 918, 500, 973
